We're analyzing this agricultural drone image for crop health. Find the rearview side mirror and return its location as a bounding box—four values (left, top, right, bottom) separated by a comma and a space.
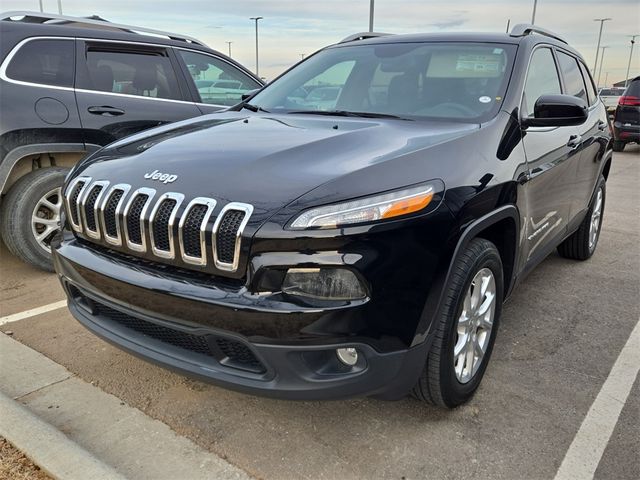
523, 94, 588, 128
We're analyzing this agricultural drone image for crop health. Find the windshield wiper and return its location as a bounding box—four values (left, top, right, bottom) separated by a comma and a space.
287, 110, 411, 120
241, 103, 270, 113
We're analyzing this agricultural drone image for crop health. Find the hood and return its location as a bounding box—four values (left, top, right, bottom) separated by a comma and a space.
75, 112, 478, 225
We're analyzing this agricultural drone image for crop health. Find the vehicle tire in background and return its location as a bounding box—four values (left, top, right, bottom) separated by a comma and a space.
612, 140, 626, 152
0, 167, 69, 272
557, 175, 606, 261
412, 238, 503, 408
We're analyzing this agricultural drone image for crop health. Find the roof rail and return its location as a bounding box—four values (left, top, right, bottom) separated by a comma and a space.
0, 11, 207, 46
339, 32, 393, 43
509, 23, 567, 45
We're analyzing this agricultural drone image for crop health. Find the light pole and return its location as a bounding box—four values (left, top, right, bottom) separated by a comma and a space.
369, 0, 375, 32
226, 41, 232, 58
249, 17, 263, 77
38, 0, 43, 12
597, 46, 609, 88
300, 53, 305, 60
593, 18, 612, 73
625, 35, 638, 88
57, 0, 62, 14
531, 0, 538, 24
604, 72, 609, 87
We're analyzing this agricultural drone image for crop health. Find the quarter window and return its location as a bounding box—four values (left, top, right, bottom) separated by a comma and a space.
6, 39, 74, 87
522, 48, 562, 117
81, 47, 182, 100
178, 51, 261, 106
557, 52, 587, 103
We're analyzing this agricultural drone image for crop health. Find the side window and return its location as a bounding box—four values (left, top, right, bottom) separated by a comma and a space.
292, 61, 355, 111
578, 61, 598, 106
6, 39, 74, 87
557, 51, 587, 103
522, 48, 561, 117
80, 46, 182, 100
178, 50, 261, 106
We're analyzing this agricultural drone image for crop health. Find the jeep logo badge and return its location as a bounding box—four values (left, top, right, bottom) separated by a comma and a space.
143, 170, 178, 184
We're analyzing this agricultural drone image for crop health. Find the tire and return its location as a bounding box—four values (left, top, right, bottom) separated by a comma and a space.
412, 238, 503, 408
557, 176, 606, 261
612, 140, 626, 152
0, 167, 69, 272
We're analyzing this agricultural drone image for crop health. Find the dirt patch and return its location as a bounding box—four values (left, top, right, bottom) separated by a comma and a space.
0, 437, 51, 480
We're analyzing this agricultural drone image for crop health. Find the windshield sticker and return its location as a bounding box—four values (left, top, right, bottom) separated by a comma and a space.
479, 96, 492, 103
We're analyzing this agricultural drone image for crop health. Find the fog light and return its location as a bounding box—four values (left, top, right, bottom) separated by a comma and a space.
336, 347, 358, 366
282, 267, 366, 300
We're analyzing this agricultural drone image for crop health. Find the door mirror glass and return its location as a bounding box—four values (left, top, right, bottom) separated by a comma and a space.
523, 94, 588, 127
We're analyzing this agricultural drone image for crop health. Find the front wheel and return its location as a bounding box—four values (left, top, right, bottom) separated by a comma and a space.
413, 238, 503, 408
0, 167, 69, 271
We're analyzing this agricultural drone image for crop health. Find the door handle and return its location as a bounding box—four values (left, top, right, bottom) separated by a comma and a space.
597, 121, 607, 131
87, 106, 125, 116
567, 135, 582, 149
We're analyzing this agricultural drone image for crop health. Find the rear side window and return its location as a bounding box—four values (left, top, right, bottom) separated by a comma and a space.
579, 62, 598, 105
557, 51, 587, 103
6, 39, 74, 87
522, 48, 561, 117
624, 78, 640, 96
80, 46, 182, 100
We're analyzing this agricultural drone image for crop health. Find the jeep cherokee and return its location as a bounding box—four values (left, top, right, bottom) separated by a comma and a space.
53, 25, 613, 407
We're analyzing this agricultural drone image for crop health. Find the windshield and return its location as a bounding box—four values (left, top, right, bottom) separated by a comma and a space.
249, 42, 516, 122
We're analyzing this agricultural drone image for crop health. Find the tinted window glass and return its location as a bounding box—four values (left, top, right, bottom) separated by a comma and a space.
557, 52, 587, 102
579, 63, 598, 106
82, 47, 181, 100
625, 78, 640, 96
523, 48, 561, 117
599, 89, 623, 96
178, 51, 261, 106
250, 43, 516, 122
7, 39, 74, 87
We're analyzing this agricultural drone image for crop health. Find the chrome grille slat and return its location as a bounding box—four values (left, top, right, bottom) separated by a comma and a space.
65, 183, 252, 273
149, 192, 184, 259
178, 197, 216, 266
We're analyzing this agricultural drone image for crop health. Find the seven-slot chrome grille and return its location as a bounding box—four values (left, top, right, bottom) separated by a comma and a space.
64, 177, 253, 273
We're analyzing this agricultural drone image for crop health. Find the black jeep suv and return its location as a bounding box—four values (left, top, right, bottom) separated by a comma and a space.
612, 76, 640, 152
0, 11, 262, 271
54, 26, 613, 408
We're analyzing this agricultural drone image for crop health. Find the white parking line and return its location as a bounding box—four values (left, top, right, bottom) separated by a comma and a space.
0, 300, 67, 326
554, 318, 640, 480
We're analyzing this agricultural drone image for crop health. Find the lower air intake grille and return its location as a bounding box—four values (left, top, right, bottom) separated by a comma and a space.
89, 301, 265, 374
126, 194, 148, 244
182, 204, 208, 258
152, 199, 177, 252
216, 210, 246, 264
104, 190, 124, 237
84, 185, 103, 231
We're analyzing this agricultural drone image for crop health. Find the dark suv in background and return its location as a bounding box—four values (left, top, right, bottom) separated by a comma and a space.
0, 11, 262, 271
55, 25, 612, 408
612, 76, 640, 151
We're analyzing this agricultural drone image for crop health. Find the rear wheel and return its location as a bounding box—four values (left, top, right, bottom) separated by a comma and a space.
557, 176, 606, 261
412, 238, 503, 408
0, 167, 69, 271
612, 140, 626, 152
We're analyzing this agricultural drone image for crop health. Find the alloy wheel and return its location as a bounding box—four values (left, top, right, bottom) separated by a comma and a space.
453, 267, 496, 384
31, 187, 62, 253
589, 188, 603, 251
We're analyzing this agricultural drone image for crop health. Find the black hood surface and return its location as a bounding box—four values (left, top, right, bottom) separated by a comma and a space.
77, 112, 478, 224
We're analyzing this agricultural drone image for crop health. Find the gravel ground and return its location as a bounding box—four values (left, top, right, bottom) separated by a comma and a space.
0, 437, 51, 480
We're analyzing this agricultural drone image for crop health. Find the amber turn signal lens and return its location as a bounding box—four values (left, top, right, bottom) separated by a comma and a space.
381, 191, 434, 219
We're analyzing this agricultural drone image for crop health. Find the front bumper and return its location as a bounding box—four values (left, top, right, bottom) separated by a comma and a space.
53, 237, 432, 400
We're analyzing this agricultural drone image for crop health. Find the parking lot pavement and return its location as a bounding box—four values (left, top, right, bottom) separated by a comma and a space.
1, 148, 638, 480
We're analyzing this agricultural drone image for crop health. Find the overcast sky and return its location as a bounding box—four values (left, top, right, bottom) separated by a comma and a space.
5, 0, 639, 84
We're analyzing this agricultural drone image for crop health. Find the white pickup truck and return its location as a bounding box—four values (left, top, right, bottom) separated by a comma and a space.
598, 87, 625, 113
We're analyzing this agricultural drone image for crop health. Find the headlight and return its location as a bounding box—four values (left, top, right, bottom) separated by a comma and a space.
282, 268, 366, 300
290, 183, 436, 229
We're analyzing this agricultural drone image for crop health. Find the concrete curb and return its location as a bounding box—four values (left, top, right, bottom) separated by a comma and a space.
0, 390, 126, 480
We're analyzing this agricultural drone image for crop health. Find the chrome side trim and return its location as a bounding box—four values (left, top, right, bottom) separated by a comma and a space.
149, 192, 185, 259
80, 180, 110, 240
99, 183, 132, 246
212, 202, 254, 272
64, 176, 92, 233
178, 197, 217, 266
122, 187, 156, 252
